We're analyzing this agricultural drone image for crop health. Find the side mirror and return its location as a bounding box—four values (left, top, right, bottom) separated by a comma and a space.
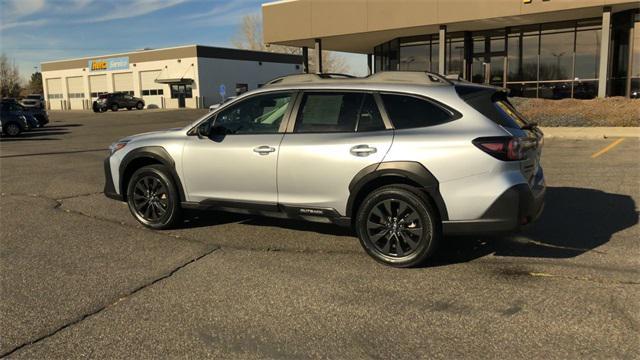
209, 125, 228, 136
197, 122, 211, 138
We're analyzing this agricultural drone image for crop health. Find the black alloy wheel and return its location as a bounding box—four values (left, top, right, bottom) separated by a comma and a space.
4, 123, 21, 136
356, 185, 440, 267
126, 164, 181, 229
366, 198, 423, 257
136, 102, 144, 110
132, 176, 169, 222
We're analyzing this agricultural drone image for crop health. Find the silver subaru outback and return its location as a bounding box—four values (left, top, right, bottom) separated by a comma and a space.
104, 72, 545, 267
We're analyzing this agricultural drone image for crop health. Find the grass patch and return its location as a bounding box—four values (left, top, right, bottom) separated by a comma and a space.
510, 97, 639, 127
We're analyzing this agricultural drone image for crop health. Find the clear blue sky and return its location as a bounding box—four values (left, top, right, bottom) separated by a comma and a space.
0, 0, 367, 80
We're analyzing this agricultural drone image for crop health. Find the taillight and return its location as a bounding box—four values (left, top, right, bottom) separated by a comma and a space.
473, 136, 535, 161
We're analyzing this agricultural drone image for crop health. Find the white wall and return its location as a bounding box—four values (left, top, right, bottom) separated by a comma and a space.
197, 57, 301, 107
42, 55, 300, 110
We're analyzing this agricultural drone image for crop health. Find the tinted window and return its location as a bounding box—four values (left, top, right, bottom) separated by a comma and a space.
381, 94, 454, 129
215, 92, 292, 134
295, 93, 384, 133
356, 94, 385, 132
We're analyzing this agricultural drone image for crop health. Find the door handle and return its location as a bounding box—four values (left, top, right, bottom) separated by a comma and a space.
253, 145, 276, 155
350, 144, 377, 157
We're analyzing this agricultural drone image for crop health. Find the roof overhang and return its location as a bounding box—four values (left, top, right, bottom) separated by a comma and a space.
262, 0, 639, 54
155, 78, 194, 84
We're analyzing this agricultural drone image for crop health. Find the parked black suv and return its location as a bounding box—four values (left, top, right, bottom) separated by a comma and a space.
1, 100, 30, 136
93, 92, 145, 112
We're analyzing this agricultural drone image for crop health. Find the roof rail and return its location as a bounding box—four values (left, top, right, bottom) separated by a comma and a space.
264, 71, 453, 87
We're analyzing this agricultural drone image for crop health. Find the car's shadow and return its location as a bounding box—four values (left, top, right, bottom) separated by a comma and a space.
430, 186, 638, 266
178, 187, 637, 263
0, 123, 82, 141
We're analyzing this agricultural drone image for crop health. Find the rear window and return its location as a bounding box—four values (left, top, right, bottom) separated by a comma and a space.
380, 94, 456, 129
455, 85, 529, 129
494, 100, 528, 129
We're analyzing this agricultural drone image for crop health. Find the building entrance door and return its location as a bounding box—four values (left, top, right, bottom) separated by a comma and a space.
470, 31, 506, 87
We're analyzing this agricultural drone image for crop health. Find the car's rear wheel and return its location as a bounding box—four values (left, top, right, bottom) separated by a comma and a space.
111, 104, 118, 111
126, 164, 181, 229
356, 185, 440, 267
136, 102, 144, 110
4, 123, 21, 137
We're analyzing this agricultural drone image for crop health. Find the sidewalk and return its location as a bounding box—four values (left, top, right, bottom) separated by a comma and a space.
540, 127, 640, 139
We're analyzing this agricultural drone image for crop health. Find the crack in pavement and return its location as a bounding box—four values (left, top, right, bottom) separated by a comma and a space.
0, 245, 220, 358
0, 148, 107, 159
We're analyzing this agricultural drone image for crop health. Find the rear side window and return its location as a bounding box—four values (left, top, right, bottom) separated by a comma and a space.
294, 92, 385, 133
381, 94, 455, 129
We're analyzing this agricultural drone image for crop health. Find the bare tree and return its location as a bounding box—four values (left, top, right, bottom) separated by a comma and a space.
0, 54, 23, 98
232, 14, 348, 74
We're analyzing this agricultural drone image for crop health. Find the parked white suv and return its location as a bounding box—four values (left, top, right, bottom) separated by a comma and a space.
104, 72, 545, 267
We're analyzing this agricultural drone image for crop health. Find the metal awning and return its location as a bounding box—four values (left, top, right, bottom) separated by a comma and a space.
154, 78, 194, 85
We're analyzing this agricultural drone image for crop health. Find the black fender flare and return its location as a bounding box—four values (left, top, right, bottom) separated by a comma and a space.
346, 161, 449, 221
119, 146, 186, 202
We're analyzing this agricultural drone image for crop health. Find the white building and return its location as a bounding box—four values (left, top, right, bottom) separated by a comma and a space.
41, 45, 302, 110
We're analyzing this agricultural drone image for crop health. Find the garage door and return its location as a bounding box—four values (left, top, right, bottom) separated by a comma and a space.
66, 76, 85, 109
113, 72, 133, 94
140, 70, 164, 108
89, 75, 107, 98
46, 78, 63, 109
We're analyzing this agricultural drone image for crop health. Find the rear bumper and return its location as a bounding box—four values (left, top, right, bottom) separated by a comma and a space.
104, 157, 123, 201
443, 175, 545, 235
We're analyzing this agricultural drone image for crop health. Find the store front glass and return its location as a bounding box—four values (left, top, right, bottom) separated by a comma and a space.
372, 16, 637, 99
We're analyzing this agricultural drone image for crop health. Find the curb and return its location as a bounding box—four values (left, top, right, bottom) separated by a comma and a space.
540, 127, 640, 139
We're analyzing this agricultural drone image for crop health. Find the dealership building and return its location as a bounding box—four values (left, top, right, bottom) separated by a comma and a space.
41, 45, 302, 110
263, 0, 639, 99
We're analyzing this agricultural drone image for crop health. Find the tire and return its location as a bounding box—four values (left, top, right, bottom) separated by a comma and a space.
136, 102, 144, 110
111, 103, 118, 111
4, 123, 21, 137
126, 164, 182, 229
355, 185, 440, 267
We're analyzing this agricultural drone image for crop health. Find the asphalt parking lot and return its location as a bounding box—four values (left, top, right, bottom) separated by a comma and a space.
1, 109, 638, 359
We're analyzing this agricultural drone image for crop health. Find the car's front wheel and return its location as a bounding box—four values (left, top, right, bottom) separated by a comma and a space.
111, 103, 118, 111
136, 102, 144, 110
4, 123, 21, 137
126, 164, 182, 229
356, 185, 440, 267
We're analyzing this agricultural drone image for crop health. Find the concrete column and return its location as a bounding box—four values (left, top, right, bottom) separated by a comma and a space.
598, 7, 611, 98
438, 25, 446, 75
367, 54, 373, 75
314, 39, 323, 74
302, 47, 309, 73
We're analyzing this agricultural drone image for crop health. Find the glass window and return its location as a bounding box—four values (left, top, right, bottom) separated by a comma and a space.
400, 44, 428, 71
539, 29, 574, 81
356, 94, 385, 132
575, 29, 601, 80
295, 92, 364, 133
170, 84, 192, 99
508, 30, 539, 82
215, 92, 292, 134
388, 39, 400, 71
447, 37, 465, 76
431, 40, 439, 73
381, 94, 454, 129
